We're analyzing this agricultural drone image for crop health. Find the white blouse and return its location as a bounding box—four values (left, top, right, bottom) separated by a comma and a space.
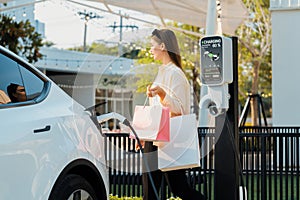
150, 62, 191, 115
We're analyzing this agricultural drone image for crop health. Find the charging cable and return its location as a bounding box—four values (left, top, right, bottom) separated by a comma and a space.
123, 119, 160, 200
97, 113, 160, 200
224, 115, 247, 200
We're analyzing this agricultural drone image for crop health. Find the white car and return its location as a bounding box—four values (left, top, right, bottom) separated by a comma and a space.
0, 46, 109, 200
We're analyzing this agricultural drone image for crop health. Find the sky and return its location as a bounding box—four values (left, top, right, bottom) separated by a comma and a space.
34, 0, 160, 49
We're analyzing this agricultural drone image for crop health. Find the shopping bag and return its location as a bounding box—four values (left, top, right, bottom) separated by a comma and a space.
131, 105, 170, 142
158, 113, 200, 171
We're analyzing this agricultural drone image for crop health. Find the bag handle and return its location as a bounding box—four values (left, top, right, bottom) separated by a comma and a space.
143, 96, 149, 108
145, 86, 186, 116
145, 95, 185, 117
170, 99, 185, 117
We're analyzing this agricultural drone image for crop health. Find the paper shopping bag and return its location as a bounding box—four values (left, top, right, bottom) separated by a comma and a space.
131, 105, 170, 142
158, 113, 200, 171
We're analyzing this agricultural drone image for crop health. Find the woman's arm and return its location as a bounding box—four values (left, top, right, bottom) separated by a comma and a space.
148, 71, 190, 115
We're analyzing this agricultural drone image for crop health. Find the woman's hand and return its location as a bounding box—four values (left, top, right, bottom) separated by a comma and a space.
147, 85, 166, 100
135, 140, 145, 151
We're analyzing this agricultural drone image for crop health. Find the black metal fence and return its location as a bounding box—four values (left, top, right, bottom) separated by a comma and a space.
104, 127, 300, 200
239, 127, 300, 200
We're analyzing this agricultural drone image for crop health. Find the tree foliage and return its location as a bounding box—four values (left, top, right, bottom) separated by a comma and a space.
88, 42, 119, 56
0, 14, 44, 63
130, 39, 159, 93
236, 0, 272, 124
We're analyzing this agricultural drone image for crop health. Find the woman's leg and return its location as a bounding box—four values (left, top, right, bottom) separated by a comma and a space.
142, 142, 162, 200
166, 169, 206, 200
142, 169, 162, 200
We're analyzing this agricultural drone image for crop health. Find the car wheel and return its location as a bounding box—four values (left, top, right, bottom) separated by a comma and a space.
49, 174, 98, 200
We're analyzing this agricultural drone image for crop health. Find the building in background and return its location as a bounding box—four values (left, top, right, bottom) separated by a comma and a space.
0, 0, 45, 38
36, 47, 136, 124
270, 1, 300, 126
0, 0, 138, 130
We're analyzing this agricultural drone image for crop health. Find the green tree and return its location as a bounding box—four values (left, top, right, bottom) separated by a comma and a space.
175, 25, 202, 114
0, 14, 44, 63
236, 0, 272, 125
132, 41, 159, 93
87, 42, 119, 56
88, 41, 141, 58
43, 40, 55, 47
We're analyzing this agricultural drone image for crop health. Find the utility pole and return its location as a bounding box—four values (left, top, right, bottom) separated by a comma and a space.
108, 11, 138, 56
78, 10, 103, 52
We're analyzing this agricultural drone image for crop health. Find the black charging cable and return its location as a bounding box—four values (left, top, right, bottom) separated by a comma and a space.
224, 115, 246, 200
123, 119, 160, 200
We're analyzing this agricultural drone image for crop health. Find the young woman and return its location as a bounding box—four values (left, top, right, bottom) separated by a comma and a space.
142, 29, 206, 200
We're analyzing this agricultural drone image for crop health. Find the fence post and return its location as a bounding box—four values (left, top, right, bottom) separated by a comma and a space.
261, 135, 267, 200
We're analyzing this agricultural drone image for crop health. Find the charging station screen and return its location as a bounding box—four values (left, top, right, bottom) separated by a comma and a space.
200, 36, 223, 85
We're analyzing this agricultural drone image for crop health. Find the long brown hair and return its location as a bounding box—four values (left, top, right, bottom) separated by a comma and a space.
151, 29, 182, 69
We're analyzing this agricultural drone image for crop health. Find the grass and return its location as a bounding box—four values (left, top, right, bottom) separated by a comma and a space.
244, 174, 300, 200
109, 195, 181, 200
109, 174, 299, 200
201, 173, 299, 200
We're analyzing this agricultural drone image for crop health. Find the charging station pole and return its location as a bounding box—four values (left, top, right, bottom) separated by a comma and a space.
199, 35, 240, 200
200, 1, 240, 199
214, 36, 239, 200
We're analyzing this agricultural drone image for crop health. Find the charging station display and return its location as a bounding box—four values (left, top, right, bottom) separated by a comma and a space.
200, 36, 232, 86
199, 35, 233, 116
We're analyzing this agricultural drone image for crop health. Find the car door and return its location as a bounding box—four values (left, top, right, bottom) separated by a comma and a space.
0, 51, 58, 199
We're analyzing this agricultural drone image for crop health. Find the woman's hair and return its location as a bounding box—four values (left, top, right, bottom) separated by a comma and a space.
7, 83, 20, 102
151, 29, 182, 69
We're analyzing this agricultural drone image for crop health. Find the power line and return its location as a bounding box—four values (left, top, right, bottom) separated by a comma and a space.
77, 10, 103, 52
108, 11, 138, 56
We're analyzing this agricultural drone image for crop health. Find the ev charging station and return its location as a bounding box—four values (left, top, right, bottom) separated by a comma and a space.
199, 35, 232, 116
197, 0, 244, 199
199, 35, 241, 200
